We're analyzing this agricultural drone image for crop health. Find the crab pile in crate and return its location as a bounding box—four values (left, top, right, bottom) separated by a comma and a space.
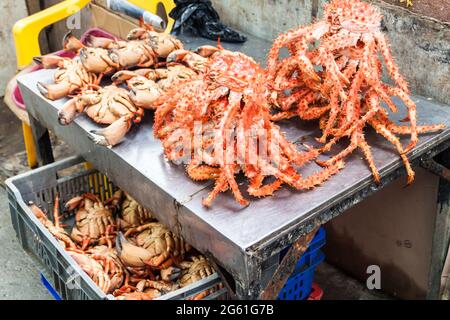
28, 191, 219, 300
34, 0, 444, 208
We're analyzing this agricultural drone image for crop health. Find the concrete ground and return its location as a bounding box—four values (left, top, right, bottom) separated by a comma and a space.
315, 263, 392, 300
0, 98, 389, 300
0, 100, 51, 299
0, 187, 52, 299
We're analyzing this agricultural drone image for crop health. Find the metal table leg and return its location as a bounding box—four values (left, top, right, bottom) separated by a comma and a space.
28, 114, 54, 166
423, 148, 450, 299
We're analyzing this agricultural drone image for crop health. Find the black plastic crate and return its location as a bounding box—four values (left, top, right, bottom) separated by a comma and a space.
5, 156, 225, 300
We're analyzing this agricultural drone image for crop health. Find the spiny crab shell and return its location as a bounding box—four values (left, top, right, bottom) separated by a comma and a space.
267, 0, 444, 185
324, 0, 382, 33
154, 46, 343, 207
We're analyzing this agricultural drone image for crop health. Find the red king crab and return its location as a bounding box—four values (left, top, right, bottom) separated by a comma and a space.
267, 0, 444, 184
153, 45, 344, 206
58, 84, 144, 147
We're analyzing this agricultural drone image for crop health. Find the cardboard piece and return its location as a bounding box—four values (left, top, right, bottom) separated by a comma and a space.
324, 168, 439, 299
91, 3, 139, 39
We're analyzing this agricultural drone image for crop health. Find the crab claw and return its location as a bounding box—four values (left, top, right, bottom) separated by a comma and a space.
63, 31, 84, 53
116, 232, 152, 268
37, 81, 71, 101
129, 86, 161, 110
28, 202, 47, 220
65, 195, 84, 210
127, 27, 148, 41
160, 266, 182, 282
33, 56, 43, 65
111, 70, 136, 84
166, 49, 190, 64
89, 116, 132, 147
37, 81, 49, 97
33, 55, 64, 69
86, 35, 118, 49
195, 45, 220, 58
58, 97, 80, 124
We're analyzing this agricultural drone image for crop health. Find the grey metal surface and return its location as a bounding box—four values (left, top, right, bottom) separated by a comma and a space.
17, 34, 450, 293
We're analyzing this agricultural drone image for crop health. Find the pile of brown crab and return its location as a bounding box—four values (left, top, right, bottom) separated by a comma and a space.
35, 22, 197, 147
29, 190, 220, 300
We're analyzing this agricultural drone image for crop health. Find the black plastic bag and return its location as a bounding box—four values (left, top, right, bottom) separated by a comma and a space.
169, 0, 247, 43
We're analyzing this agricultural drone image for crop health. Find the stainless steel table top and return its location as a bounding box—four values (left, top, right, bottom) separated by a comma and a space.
17, 32, 450, 279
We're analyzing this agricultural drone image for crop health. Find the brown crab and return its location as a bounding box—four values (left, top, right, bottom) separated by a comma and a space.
58, 84, 144, 147
111, 64, 197, 110
34, 55, 101, 101
66, 193, 116, 250
149, 64, 198, 91
67, 250, 115, 294
86, 245, 127, 293
111, 70, 163, 110
65, 27, 181, 75
178, 255, 220, 300
116, 192, 155, 230
114, 279, 179, 300
126, 23, 183, 58
117, 223, 191, 269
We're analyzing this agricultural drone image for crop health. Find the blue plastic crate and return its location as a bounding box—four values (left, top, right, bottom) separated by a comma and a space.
278, 227, 326, 300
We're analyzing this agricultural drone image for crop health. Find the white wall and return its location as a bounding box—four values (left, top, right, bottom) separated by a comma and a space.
0, 0, 28, 96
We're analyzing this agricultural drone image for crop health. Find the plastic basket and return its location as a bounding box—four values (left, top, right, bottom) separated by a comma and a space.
278, 227, 326, 300
5, 156, 225, 300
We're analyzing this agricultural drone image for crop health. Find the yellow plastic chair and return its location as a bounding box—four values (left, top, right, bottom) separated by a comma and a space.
13, 0, 175, 168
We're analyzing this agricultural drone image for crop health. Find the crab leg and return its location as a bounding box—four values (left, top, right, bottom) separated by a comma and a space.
374, 33, 409, 93
318, 130, 360, 167
357, 132, 381, 183
247, 174, 283, 197
90, 115, 132, 147
369, 118, 415, 184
